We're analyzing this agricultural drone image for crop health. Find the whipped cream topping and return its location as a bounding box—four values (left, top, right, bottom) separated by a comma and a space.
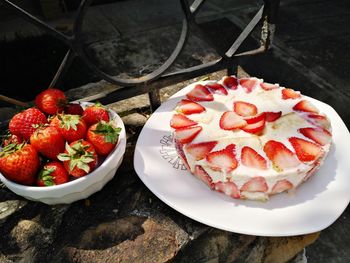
174, 76, 332, 200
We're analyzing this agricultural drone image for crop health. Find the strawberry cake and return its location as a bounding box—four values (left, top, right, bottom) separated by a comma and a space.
170, 76, 332, 201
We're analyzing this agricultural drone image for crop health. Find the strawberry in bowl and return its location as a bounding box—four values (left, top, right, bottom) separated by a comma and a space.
0, 98, 126, 205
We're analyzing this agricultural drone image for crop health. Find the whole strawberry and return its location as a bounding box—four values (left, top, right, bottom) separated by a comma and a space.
64, 103, 84, 115
30, 125, 65, 160
87, 121, 121, 156
0, 143, 40, 185
50, 114, 87, 143
37, 161, 69, 186
35, 88, 67, 115
82, 103, 109, 126
9, 107, 47, 140
58, 140, 98, 177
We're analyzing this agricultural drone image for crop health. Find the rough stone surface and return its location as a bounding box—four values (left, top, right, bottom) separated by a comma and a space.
0, 200, 27, 225
263, 233, 320, 263
56, 215, 188, 263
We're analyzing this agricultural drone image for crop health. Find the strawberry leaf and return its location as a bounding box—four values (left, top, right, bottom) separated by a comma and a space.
77, 162, 90, 173
92, 121, 121, 144
59, 114, 81, 131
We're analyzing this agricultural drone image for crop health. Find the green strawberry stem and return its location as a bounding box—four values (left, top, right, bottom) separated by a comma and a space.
92, 121, 121, 144
58, 114, 81, 131
0, 142, 25, 157
58, 141, 95, 173
38, 167, 55, 186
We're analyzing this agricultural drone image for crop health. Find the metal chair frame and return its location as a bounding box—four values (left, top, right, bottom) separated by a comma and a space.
0, 0, 280, 111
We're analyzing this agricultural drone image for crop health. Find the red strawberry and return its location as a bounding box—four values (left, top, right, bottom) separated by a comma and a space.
260, 82, 279, 90
241, 113, 266, 134
65, 103, 84, 115
170, 114, 197, 129
35, 88, 67, 115
58, 140, 98, 177
86, 121, 121, 156
0, 143, 40, 185
240, 78, 257, 93
186, 84, 214, 101
175, 99, 205, 115
174, 126, 202, 144
194, 165, 214, 189
265, 111, 282, 122
9, 107, 47, 140
185, 141, 217, 160
240, 177, 268, 192
37, 161, 69, 186
271, 179, 293, 194
233, 101, 258, 117
206, 144, 237, 172
281, 88, 301, 99
30, 125, 65, 160
205, 83, 228, 95
263, 140, 300, 171
1, 132, 23, 147
174, 139, 190, 171
222, 76, 238, 89
241, 146, 268, 170
289, 137, 323, 162
299, 127, 332, 146
219, 111, 247, 130
214, 181, 240, 199
82, 103, 110, 126
293, 100, 319, 113
305, 114, 331, 129
244, 112, 266, 124
51, 114, 87, 143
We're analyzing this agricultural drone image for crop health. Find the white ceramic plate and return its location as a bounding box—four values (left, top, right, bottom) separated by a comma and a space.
134, 87, 350, 236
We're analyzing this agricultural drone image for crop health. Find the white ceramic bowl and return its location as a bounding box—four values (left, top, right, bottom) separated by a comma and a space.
0, 102, 126, 205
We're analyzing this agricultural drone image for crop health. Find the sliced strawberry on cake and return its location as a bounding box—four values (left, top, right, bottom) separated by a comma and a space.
293, 100, 319, 113
263, 140, 300, 171
233, 101, 258, 117
299, 127, 332, 146
265, 111, 282, 122
260, 82, 279, 90
174, 139, 190, 171
206, 144, 237, 172
305, 114, 331, 129
170, 114, 197, 129
240, 78, 258, 93
176, 99, 206, 115
205, 83, 228, 95
241, 177, 268, 192
241, 146, 268, 170
174, 126, 202, 144
185, 141, 217, 160
271, 179, 294, 194
219, 111, 247, 130
289, 137, 323, 162
186, 84, 214, 101
241, 112, 266, 134
222, 76, 238, 89
194, 165, 214, 189
214, 181, 240, 199
281, 88, 301, 99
